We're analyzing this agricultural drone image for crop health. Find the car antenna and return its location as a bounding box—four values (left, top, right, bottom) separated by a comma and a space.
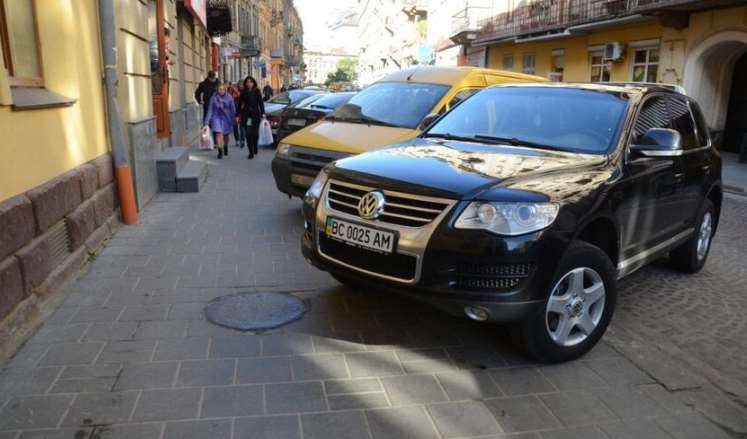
406, 72, 415, 81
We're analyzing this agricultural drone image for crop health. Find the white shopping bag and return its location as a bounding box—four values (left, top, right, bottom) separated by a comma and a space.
200, 125, 214, 150
258, 119, 274, 146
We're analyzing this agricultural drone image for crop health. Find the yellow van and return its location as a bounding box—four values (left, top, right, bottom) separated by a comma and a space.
272, 66, 546, 197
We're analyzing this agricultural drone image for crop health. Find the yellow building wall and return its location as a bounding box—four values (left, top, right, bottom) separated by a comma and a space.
116, 0, 153, 123
488, 21, 666, 83
0, 0, 109, 202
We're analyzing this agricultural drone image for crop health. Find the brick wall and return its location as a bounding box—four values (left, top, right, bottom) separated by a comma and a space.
0, 153, 120, 349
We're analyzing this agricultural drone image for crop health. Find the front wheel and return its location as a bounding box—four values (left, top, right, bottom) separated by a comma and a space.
514, 241, 617, 363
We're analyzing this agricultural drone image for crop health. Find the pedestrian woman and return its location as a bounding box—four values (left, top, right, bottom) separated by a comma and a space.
239, 76, 265, 159
205, 82, 236, 159
228, 81, 242, 148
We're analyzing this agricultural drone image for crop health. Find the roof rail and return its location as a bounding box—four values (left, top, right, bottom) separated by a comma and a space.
605, 82, 687, 95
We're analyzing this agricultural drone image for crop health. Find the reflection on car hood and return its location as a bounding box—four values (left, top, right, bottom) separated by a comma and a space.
331, 138, 611, 201
281, 121, 416, 154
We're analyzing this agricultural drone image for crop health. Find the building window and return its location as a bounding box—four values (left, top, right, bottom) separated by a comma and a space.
522, 53, 535, 75
0, 0, 44, 87
502, 54, 513, 71
590, 51, 610, 83
550, 49, 564, 82
632, 47, 659, 83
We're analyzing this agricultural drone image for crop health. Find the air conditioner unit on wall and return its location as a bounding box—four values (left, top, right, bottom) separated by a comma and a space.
604, 42, 625, 62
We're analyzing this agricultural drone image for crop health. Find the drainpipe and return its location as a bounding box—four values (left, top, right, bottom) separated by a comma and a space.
99, 0, 138, 225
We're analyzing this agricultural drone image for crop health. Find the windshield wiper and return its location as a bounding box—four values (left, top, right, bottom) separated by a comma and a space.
423, 132, 479, 142
472, 135, 568, 152
326, 114, 400, 128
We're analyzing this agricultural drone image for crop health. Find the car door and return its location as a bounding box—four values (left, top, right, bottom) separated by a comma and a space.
667, 96, 712, 228
617, 94, 685, 258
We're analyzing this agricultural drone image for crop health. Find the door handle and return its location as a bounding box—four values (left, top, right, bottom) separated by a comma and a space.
673, 173, 685, 181
702, 165, 711, 174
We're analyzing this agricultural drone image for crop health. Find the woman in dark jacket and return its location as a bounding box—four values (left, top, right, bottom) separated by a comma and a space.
239, 76, 265, 159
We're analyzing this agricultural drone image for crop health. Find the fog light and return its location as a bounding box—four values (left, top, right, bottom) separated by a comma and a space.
464, 306, 490, 322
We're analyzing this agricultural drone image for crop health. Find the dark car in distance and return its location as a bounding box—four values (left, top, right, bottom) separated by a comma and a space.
277, 92, 356, 142
265, 89, 327, 143
301, 83, 722, 363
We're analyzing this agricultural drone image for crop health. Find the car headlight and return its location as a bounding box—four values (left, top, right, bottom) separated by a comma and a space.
304, 167, 330, 204
454, 202, 559, 236
276, 142, 291, 157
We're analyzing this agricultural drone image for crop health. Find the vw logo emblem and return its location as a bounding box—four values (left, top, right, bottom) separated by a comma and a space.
358, 191, 385, 220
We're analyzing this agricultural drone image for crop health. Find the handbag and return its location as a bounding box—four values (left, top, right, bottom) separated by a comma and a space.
258, 119, 273, 146
199, 125, 214, 150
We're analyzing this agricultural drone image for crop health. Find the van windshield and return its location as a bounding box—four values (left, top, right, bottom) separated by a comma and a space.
425, 87, 628, 154
329, 82, 449, 129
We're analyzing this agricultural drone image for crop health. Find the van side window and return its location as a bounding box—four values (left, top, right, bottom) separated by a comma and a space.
667, 97, 698, 150
633, 96, 669, 144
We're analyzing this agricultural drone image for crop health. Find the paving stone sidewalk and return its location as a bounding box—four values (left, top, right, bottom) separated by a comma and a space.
0, 146, 743, 439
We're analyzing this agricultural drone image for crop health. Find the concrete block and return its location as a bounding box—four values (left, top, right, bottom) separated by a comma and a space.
0, 195, 36, 260
79, 163, 99, 200
0, 256, 24, 319
27, 172, 83, 234
16, 233, 52, 294
92, 153, 114, 188
84, 221, 112, 254
66, 199, 96, 250
92, 184, 117, 228
37, 246, 88, 297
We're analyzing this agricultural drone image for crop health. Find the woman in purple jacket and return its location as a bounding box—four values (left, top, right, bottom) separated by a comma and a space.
205, 83, 236, 159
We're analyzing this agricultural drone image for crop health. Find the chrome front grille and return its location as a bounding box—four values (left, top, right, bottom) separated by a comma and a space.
326, 180, 453, 227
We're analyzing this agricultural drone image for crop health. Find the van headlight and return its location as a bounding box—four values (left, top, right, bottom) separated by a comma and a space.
276, 142, 291, 157
455, 202, 559, 236
304, 167, 330, 206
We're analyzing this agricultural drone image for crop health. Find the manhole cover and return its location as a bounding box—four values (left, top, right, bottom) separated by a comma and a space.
205, 292, 306, 331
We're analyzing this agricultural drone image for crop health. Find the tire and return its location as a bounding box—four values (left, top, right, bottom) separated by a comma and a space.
669, 199, 714, 274
514, 241, 617, 363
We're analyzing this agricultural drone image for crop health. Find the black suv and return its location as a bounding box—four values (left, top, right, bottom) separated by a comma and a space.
301, 84, 722, 363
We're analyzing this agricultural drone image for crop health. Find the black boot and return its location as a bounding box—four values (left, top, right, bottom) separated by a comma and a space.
224, 145, 228, 156
217, 148, 223, 159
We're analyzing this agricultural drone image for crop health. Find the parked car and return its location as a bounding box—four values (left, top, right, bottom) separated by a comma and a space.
265, 89, 327, 143
277, 92, 356, 143
272, 66, 546, 197
301, 83, 722, 363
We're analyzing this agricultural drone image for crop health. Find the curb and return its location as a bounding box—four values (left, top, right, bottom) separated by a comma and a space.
723, 184, 747, 196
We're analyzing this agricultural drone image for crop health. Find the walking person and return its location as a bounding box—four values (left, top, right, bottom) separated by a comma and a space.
262, 83, 273, 102
227, 81, 242, 148
205, 83, 236, 159
239, 76, 265, 159
195, 71, 219, 124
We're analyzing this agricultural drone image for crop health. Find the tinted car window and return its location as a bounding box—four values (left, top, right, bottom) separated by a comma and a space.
449, 89, 479, 108
269, 91, 315, 105
291, 94, 326, 109
633, 96, 670, 143
667, 97, 698, 149
691, 103, 711, 146
334, 82, 450, 129
427, 87, 628, 154
310, 93, 354, 111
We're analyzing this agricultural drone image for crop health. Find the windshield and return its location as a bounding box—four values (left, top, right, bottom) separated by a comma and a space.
270, 90, 316, 105
292, 94, 326, 108
426, 87, 629, 154
310, 93, 354, 111
331, 82, 449, 129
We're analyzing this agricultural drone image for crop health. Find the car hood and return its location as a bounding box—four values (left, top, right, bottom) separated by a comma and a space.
330, 138, 612, 201
281, 121, 417, 154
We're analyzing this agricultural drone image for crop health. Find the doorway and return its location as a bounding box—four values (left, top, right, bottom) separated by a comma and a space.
723, 53, 747, 153
149, 0, 170, 139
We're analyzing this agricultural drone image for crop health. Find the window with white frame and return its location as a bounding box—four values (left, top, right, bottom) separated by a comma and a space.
502, 54, 513, 71
632, 47, 659, 83
522, 53, 535, 75
590, 50, 610, 83
550, 49, 564, 82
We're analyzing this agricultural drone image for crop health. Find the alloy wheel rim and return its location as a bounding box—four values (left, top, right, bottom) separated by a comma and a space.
545, 267, 606, 347
696, 212, 713, 261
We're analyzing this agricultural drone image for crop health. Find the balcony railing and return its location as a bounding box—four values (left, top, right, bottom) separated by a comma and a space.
476, 0, 707, 42
240, 35, 261, 57
452, 5, 492, 36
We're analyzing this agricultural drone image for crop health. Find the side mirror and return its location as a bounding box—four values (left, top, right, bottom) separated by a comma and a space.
629, 128, 683, 157
418, 113, 440, 132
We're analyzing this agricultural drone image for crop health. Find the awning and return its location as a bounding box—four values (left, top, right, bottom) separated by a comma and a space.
207, 0, 232, 36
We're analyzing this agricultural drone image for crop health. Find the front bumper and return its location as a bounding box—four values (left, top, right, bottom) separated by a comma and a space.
301, 181, 569, 323
271, 147, 351, 198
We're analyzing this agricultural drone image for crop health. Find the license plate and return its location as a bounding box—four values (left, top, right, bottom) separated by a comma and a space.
325, 217, 396, 254
290, 174, 315, 187
288, 118, 306, 127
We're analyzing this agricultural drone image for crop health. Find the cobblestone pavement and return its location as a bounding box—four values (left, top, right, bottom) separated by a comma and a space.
1, 146, 745, 439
